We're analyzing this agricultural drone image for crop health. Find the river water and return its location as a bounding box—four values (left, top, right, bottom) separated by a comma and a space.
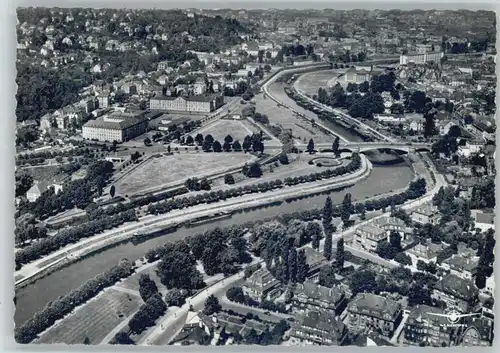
14, 82, 414, 327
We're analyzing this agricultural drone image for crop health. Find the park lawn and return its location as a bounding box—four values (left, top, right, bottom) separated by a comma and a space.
36, 288, 142, 344
115, 152, 257, 196
254, 89, 332, 143
190, 119, 259, 143
115, 265, 165, 293
296, 70, 341, 95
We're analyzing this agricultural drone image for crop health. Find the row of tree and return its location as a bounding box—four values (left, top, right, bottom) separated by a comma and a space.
15, 259, 134, 343
147, 154, 361, 216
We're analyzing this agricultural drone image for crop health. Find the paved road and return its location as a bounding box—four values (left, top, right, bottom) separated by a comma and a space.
140, 259, 263, 346
219, 297, 292, 322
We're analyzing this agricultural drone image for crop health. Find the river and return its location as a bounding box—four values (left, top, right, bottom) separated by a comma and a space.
15, 80, 413, 327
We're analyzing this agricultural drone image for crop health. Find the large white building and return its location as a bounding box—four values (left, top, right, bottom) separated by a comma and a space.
82, 111, 147, 142
149, 94, 224, 113
400, 52, 444, 65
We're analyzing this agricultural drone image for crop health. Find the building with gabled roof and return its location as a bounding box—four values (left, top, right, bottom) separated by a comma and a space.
292, 280, 347, 316
242, 267, 281, 302
346, 293, 403, 337
403, 304, 455, 347
459, 316, 494, 347
290, 310, 348, 346
432, 274, 479, 313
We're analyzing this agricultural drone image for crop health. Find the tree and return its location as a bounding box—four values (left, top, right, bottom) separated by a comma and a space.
164, 289, 188, 307
224, 174, 235, 185
332, 136, 340, 157
232, 140, 242, 151
350, 270, 378, 295
195, 133, 204, 146
202, 138, 213, 152
389, 231, 402, 252
308, 222, 322, 250
144, 137, 152, 146
323, 228, 332, 261
423, 113, 436, 138
167, 145, 171, 154
224, 134, 233, 144
83, 336, 90, 345
336, 237, 345, 269
341, 193, 353, 226
288, 248, 298, 283
138, 274, 159, 302
109, 185, 115, 198
322, 196, 333, 232
407, 282, 432, 306
226, 286, 245, 303
186, 135, 194, 145
203, 294, 222, 315
307, 138, 315, 154
319, 265, 337, 287
113, 332, 134, 345
213, 140, 222, 152
278, 153, 289, 165
296, 249, 308, 283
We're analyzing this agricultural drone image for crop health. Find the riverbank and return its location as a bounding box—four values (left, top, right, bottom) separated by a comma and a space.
14, 154, 370, 290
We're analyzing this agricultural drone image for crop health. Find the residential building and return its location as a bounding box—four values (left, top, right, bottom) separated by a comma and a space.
98, 92, 111, 109
149, 94, 224, 113
170, 311, 223, 346
405, 241, 445, 267
459, 316, 494, 347
472, 211, 494, 232
353, 224, 387, 252
399, 52, 444, 65
432, 274, 479, 313
437, 120, 457, 136
372, 216, 411, 240
242, 268, 281, 301
403, 305, 455, 347
346, 293, 403, 337
303, 247, 330, 280
344, 67, 373, 84
406, 116, 426, 132
82, 112, 147, 143
410, 204, 441, 225
26, 180, 64, 202
292, 281, 347, 316
440, 254, 478, 280
290, 310, 348, 346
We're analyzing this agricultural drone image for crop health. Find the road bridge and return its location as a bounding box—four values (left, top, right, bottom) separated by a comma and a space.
297, 141, 432, 154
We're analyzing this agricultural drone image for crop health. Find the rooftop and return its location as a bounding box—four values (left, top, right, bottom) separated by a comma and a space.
292, 310, 347, 344
442, 254, 478, 273
348, 293, 402, 321
151, 93, 221, 103
435, 274, 478, 301
294, 281, 345, 304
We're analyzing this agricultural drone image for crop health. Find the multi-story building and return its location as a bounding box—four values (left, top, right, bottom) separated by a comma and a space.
459, 316, 494, 347
98, 92, 111, 109
292, 281, 347, 316
290, 310, 348, 346
403, 305, 455, 347
432, 274, 479, 313
410, 204, 441, 225
372, 216, 411, 240
82, 112, 147, 143
346, 293, 403, 337
344, 67, 373, 84
399, 52, 444, 65
242, 268, 281, 302
149, 94, 224, 113
440, 254, 478, 280
353, 224, 387, 252
405, 241, 445, 267
303, 247, 330, 281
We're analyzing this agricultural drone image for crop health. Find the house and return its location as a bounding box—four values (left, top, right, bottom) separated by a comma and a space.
459, 316, 494, 347
346, 293, 403, 337
410, 204, 441, 225
157, 75, 169, 85
344, 67, 373, 84
437, 120, 457, 136
170, 311, 223, 346
303, 247, 330, 281
403, 305, 455, 347
440, 254, 478, 280
472, 211, 494, 232
242, 268, 281, 301
290, 310, 348, 346
406, 115, 425, 132
122, 82, 137, 95
432, 274, 479, 313
292, 281, 347, 316
26, 180, 64, 203
372, 216, 411, 240
405, 241, 446, 267
353, 224, 387, 252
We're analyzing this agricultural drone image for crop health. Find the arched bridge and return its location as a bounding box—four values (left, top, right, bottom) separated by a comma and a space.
303, 142, 432, 154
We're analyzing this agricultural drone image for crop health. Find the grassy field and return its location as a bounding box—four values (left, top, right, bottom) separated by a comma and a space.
36, 288, 142, 344
295, 69, 347, 95
190, 119, 259, 143
253, 90, 332, 144
115, 265, 165, 293
115, 152, 257, 196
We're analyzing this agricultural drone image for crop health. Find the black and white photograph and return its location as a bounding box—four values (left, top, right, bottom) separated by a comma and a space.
12, 2, 496, 347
